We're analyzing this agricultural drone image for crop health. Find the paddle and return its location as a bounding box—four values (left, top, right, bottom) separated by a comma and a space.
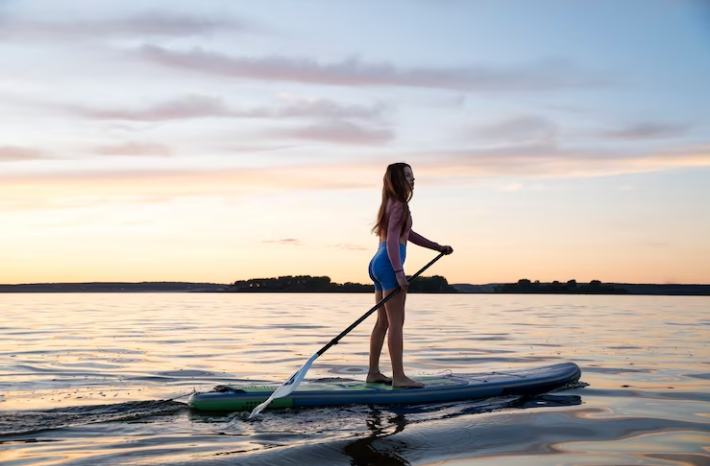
249, 251, 446, 418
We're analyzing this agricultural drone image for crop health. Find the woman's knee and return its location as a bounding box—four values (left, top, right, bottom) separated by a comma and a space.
374, 319, 389, 334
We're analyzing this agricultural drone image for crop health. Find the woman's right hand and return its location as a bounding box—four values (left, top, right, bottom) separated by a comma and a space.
397, 274, 409, 291
439, 245, 454, 255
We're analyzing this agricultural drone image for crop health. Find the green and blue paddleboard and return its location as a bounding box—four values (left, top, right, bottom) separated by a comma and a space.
188, 362, 581, 411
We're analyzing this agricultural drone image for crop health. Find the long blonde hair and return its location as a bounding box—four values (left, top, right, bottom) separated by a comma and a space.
372, 162, 412, 238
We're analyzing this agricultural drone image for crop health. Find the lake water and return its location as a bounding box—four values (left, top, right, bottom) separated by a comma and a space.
1, 293, 708, 465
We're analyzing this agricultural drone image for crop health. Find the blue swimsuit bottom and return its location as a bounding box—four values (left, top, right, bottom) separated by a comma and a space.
368, 242, 407, 292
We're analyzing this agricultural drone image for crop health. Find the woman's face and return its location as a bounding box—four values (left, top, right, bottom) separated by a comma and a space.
403, 166, 415, 190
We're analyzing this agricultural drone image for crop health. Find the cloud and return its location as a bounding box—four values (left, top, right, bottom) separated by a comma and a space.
0, 12, 251, 41
61, 95, 386, 122
276, 120, 393, 145
2, 144, 708, 207
263, 238, 301, 246
96, 142, 172, 156
0, 195, 172, 212
76, 95, 230, 121
273, 98, 387, 120
222, 143, 304, 155
139, 46, 608, 92
470, 115, 558, 143
0, 164, 379, 203
0, 145, 45, 161
415, 143, 710, 179
603, 122, 690, 140
334, 243, 368, 251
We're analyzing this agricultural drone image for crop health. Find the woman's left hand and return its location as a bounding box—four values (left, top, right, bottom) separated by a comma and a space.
439, 245, 454, 255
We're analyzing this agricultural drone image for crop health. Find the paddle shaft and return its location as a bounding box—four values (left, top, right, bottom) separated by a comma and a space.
316, 251, 446, 357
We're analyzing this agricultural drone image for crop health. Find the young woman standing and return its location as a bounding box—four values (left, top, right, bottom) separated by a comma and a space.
367, 163, 453, 388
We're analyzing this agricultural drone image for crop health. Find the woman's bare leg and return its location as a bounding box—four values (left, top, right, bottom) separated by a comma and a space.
383, 288, 424, 388
367, 289, 392, 384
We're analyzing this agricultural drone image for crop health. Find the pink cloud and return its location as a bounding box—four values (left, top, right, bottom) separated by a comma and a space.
334, 243, 368, 251
0, 165, 378, 203
64, 95, 385, 122
1, 144, 708, 203
470, 115, 558, 143
139, 46, 607, 92
277, 120, 393, 145
76, 95, 230, 121
263, 238, 301, 246
603, 122, 690, 140
96, 142, 172, 156
0, 146, 45, 161
1, 12, 252, 41
415, 143, 710, 178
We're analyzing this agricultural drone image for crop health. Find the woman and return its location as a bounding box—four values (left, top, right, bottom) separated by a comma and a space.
367, 162, 453, 389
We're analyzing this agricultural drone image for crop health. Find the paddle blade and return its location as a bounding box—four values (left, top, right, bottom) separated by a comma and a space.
248, 353, 319, 419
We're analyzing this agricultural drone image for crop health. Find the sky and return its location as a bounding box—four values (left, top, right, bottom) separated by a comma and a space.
1, 0, 710, 285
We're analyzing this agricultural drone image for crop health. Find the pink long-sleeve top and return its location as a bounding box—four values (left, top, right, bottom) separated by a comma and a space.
384, 200, 441, 278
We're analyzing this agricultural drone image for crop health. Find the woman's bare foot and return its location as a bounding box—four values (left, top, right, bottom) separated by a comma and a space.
392, 376, 424, 389
366, 372, 393, 384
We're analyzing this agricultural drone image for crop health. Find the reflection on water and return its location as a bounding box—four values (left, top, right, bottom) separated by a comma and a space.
343, 407, 410, 466
341, 393, 585, 466
0, 293, 708, 465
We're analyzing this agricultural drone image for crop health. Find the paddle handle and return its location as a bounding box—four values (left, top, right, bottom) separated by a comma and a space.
316, 251, 446, 356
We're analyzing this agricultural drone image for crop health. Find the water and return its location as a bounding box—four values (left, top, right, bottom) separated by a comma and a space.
1, 293, 708, 465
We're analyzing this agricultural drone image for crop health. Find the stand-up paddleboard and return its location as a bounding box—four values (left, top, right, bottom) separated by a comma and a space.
189, 362, 581, 412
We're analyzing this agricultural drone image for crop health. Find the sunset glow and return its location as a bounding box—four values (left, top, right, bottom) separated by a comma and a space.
2, 0, 709, 285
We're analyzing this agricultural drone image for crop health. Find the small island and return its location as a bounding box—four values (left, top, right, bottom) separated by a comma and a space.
494, 279, 627, 294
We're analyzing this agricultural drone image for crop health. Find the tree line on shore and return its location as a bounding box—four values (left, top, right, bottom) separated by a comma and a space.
493, 279, 627, 294
2, 279, 707, 295
231, 275, 457, 293
230, 276, 628, 294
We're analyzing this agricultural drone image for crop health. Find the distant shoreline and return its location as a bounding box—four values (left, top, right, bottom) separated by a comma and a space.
1, 281, 709, 296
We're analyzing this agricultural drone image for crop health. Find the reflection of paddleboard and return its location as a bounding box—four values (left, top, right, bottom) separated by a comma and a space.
188, 362, 581, 411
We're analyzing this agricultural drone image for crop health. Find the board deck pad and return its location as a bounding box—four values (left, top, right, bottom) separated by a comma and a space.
189, 362, 581, 411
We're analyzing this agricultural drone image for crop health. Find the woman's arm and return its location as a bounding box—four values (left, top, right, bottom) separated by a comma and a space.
386, 201, 406, 278
409, 230, 441, 251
